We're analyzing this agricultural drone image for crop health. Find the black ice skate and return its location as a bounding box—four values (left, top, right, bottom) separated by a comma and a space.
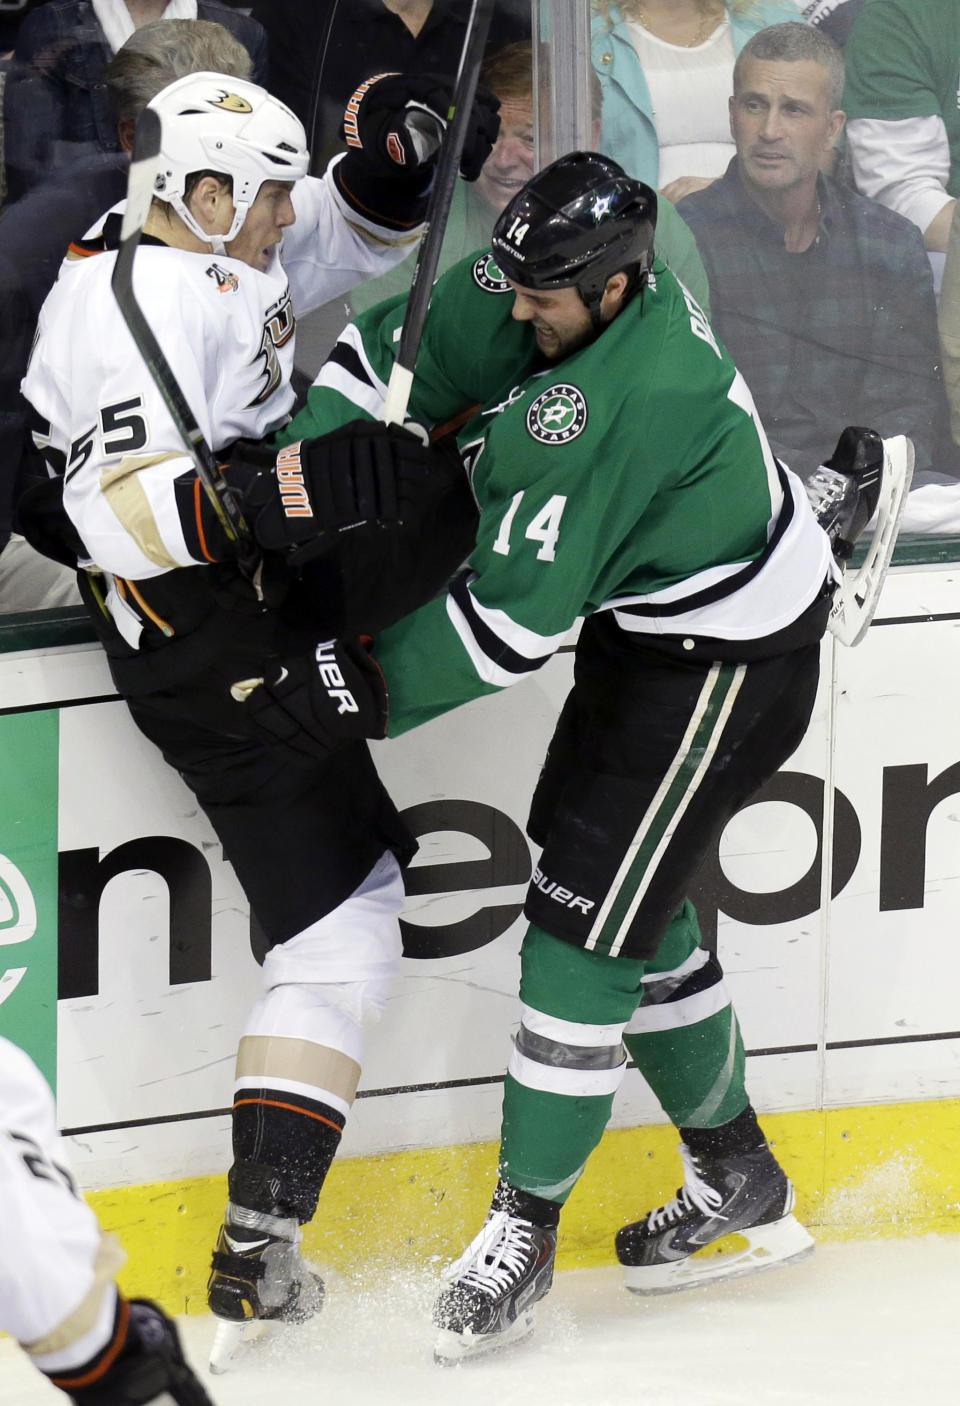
433, 1193, 558, 1365
207, 1201, 324, 1374
615, 1142, 814, 1294
805, 426, 914, 646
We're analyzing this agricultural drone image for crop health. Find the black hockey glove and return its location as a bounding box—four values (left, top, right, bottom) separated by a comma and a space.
230, 636, 389, 761
335, 72, 500, 228
16, 472, 88, 568
49, 1298, 214, 1406
246, 421, 465, 567
171, 440, 273, 567
343, 71, 500, 181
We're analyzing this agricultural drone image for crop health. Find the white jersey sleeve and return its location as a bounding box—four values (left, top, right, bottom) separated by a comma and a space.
281, 156, 423, 318
846, 114, 954, 236
23, 231, 298, 580
0, 1038, 124, 1365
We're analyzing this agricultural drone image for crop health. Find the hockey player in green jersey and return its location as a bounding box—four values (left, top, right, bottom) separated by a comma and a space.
248, 151, 889, 1361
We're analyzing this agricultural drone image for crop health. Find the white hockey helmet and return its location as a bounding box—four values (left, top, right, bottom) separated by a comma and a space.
147, 71, 309, 251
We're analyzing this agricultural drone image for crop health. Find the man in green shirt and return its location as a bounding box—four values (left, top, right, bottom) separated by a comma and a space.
844, 0, 960, 251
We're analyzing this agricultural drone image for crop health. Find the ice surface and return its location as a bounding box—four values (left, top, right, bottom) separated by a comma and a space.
2, 1237, 957, 1405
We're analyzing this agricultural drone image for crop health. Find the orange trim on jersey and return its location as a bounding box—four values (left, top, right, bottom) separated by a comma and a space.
233, 1097, 343, 1133
431, 404, 482, 442
50, 1297, 130, 1390
67, 241, 102, 259
194, 476, 216, 562
117, 576, 175, 637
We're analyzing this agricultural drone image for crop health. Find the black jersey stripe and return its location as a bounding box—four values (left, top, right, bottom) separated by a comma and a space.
449, 570, 554, 678
617, 464, 795, 619
641, 951, 725, 1006
326, 338, 375, 390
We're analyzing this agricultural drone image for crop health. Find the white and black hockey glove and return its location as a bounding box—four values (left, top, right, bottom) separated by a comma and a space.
343, 71, 500, 179
244, 421, 465, 567
229, 636, 389, 761
335, 71, 500, 228
47, 1298, 214, 1406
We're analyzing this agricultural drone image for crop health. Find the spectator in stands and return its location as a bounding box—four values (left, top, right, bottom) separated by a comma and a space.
0, 0, 43, 58
591, 0, 804, 203
844, 0, 959, 253
678, 22, 953, 491
0, 5, 48, 206
799, 0, 866, 47
251, 0, 529, 144
3, 0, 267, 202
351, 39, 713, 317
0, 17, 252, 613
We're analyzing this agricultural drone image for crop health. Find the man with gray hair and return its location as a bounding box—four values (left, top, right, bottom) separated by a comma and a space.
0, 18, 252, 610
678, 20, 954, 491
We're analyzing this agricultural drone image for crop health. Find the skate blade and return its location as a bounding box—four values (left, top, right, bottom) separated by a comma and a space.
623, 1213, 815, 1296
209, 1316, 271, 1374
828, 434, 914, 646
433, 1309, 536, 1366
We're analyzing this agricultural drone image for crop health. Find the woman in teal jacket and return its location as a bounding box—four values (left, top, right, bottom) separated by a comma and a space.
592, 0, 806, 191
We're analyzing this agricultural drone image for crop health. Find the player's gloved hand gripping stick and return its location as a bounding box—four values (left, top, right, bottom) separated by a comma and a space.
382, 0, 498, 425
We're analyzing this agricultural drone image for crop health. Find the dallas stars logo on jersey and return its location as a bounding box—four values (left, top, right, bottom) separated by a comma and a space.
472, 253, 512, 293
526, 384, 589, 444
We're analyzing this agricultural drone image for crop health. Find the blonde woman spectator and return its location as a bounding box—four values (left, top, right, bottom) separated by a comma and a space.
592, 0, 805, 202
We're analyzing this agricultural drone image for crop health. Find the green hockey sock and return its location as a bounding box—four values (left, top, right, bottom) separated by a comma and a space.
499, 1074, 615, 1203
622, 901, 748, 1129
499, 925, 647, 1203
623, 1007, 747, 1129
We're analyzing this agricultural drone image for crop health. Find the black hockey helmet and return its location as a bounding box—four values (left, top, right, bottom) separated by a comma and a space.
490, 151, 657, 325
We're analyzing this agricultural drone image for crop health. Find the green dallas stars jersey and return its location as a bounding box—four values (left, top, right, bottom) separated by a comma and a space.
280, 251, 834, 736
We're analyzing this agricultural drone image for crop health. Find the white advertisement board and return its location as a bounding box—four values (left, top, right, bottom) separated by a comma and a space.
1, 564, 959, 1192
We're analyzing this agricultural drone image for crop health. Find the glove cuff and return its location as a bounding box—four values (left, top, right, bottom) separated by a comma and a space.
334, 151, 432, 232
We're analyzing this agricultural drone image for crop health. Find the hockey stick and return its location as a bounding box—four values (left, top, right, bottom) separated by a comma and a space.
827, 434, 914, 647
381, 0, 497, 425
305, 2, 341, 178
111, 105, 256, 569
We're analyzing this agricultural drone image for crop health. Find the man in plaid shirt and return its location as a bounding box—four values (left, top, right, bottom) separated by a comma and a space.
678, 21, 953, 488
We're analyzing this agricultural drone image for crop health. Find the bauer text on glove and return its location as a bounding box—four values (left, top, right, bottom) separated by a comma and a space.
230, 637, 388, 761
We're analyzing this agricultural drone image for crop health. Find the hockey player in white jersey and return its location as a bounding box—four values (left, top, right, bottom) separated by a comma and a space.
0, 1036, 214, 1403
20, 68, 497, 1372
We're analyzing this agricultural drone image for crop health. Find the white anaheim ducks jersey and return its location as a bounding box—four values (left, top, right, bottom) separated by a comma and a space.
0, 1038, 124, 1363
21, 158, 419, 582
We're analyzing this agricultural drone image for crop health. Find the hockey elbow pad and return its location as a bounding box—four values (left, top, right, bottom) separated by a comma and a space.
229, 636, 389, 761
47, 1297, 213, 1406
